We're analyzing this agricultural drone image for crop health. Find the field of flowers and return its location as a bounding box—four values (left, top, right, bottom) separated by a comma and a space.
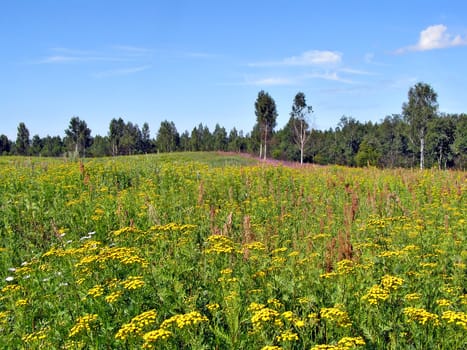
0, 153, 465, 349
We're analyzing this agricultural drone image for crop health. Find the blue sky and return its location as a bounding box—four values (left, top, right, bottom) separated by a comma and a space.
1, 1, 467, 140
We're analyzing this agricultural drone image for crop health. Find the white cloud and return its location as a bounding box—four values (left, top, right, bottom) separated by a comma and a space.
93, 65, 152, 78
396, 24, 467, 53
36, 46, 153, 64
282, 50, 342, 65
249, 50, 342, 66
305, 71, 354, 84
245, 76, 295, 86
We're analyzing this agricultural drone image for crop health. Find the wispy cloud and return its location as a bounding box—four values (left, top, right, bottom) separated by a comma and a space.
396, 24, 467, 53
338, 68, 375, 76
243, 76, 295, 86
93, 65, 152, 78
36, 46, 152, 64
242, 70, 354, 86
249, 50, 342, 67
305, 71, 354, 84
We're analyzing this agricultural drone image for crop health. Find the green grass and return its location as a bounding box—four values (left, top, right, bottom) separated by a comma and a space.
0, 153, 465, 349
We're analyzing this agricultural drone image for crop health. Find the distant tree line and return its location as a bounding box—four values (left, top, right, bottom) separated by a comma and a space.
1, 82, 466, 169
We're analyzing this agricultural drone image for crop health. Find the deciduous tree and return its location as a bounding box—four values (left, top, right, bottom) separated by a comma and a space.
290, 92, 313, 164
402, 82, 438, 169
254, 90, 277, 160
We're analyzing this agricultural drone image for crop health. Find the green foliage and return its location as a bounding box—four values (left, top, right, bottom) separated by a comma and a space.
255, 90, 278, 159
65, 116, 92, 157
0, 154, 465, 349
402, 82, 439, 169
15, 122, 30, 156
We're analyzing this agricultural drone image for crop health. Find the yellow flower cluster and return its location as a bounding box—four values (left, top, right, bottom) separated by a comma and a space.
380, 275, 404, 291
251, 307, 281, 330
403, 307, 440, 326
261, 346, 283, 350
362, 275, 403, 305
243, 241, 266, 251
159, 311, 208, 329
87, 284, 104, 297
268, 298, 284, 309
63, 340, 85, 349
121, 276, 145, 290
248, 302, 266, 312
142, 329, 172, 348
310, 336, 365, 350
69, 314, 99, 337
206, 303, 220, 312
337, 336, 366, 347
115, 309, 158, 340
149, 223, 196, 232
441, 311, 467, 329
204, 234, 237, 254
436, 299, 452, 307
15, 299, 28, 307
22, 327, 49, 343
74, 246, 148, 269
281, 311, 305, 327
105, 290, 123, 303
276, 329, 299, 342
1, 284, 22, 294
113, 226, 143, 237
320, 307, 352, 328
404, 293, 421, 301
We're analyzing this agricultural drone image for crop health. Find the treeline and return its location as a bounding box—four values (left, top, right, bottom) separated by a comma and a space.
1, 82, 466, 169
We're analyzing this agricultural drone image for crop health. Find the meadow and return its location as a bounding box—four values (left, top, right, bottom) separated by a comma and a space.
0, 153, 465, 349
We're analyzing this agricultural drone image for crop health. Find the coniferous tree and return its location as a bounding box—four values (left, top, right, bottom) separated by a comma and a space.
16, 122, 30, 155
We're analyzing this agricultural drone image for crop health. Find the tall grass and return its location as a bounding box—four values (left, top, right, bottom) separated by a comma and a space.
0, 154, 465, 349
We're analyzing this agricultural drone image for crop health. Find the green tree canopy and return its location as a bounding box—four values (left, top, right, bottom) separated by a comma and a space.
402, 82, 438, 169
255, 90, 278, 160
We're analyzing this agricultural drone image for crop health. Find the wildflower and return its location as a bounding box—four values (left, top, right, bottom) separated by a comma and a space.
105, 291, 123, 303
115, 310, 158, 340
142, 329, 172, 348
441, 311, 467, 330
5, 276, 14, 282
204, 234, 238, 254
1, 284, 21, 293
243, 241, 266, 251
251, 308, 280, 330
160, 311, 208, 330
261, 346, 283, 350
404, 293, 421, 301
361, 285, 390, 305
337, 336, 366, 347
276, 329, 299, 342
248, 302, 265, 312
206, 303, 220, 312
63, 340, 85, 349
121, 276, 145, 290
380, 275, 403, 291
69, 314, 99, 337
22, 327, 49, 343
15, 299, 28, 307
403, 307, 440, 326
320, 307, 352, 327
436, 299, 452, 307
267, 298, 283, 309
87, 285, 104, 297
310, 345, 340, 350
